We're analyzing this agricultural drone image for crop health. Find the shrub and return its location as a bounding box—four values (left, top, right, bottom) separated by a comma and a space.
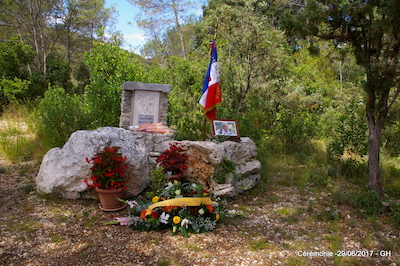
34, 87, 88, 148
351, 190, 382, 217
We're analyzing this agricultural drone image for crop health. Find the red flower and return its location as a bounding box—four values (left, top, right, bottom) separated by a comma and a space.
105, 147, 115, 153
140, 210, 147, 219
157, 143, 188, 175
151, 212, 159, 218
162, 206, 177, 212
84, 147, 129, 190
206, 205, 214, 213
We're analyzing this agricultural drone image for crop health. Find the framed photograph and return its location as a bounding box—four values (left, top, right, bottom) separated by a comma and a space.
212, 119, 240, 138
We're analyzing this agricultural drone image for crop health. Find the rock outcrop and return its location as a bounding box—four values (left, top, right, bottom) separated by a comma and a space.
36, 127, 150, 199
156, 138, 262, 197
36, 127, 261, 199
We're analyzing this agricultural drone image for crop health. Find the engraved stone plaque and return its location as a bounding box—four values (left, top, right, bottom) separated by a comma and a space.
133, 90, 160, 125
120, 82, 171, 129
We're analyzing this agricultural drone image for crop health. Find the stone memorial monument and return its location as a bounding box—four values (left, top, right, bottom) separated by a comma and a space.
36, 81, 261, 199
119, 81, 171, 129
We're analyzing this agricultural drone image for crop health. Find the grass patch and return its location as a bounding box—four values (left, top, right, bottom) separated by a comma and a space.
284, 256, 308, 266
324, 234, 342, 252
351, 190, 382, 217
316, 207, 340, 222
19, 220, 42, 233
80, 210, 100, 227
277, 207, 297, 216
21, 202, 35, 212
277, 207, 300, 224
0, 103, 38, 163
248, 238, 270, 251
20, 183, 35, 194
156, 257, 172, 266
185, 243, 201, 252
37, 191, 66, 205
51, 235, 65, 243
382, 158, 400, 197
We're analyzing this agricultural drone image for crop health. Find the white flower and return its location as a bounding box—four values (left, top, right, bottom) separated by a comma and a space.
159, 212, 170, 224
175, 189, 181, 196
127, 200, 139, 208
198, 209, 205, 215
191, 183, 197, 189
168, 182, 173, 188
116, 216, 134, 226
181, 218, 191, 228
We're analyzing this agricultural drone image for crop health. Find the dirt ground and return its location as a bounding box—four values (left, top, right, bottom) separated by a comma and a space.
0, 161, 399, 266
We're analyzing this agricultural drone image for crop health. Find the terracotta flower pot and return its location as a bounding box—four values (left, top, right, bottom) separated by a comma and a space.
95, 187, 127, 211
165, 174, 182, 182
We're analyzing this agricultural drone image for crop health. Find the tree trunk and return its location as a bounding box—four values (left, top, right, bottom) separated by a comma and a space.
236, 54, 254, 116
171, 0, 186, 59
366, 107, 384, 197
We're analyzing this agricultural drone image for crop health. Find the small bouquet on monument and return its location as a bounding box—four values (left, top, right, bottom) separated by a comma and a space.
157, 143, 188, 181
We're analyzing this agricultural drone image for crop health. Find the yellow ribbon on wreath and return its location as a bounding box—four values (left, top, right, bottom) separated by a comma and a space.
145, 197, 215, 216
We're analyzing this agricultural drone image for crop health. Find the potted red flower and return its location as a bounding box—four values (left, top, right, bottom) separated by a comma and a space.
157, 143, 188, 181
84, 147, 129, 211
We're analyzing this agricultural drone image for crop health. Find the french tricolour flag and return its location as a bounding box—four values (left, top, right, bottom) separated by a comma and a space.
199, 40, 222, 120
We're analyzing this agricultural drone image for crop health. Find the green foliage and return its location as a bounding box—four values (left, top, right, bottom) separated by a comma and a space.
389, 202, 400, 226
84, 43, 129, 127
309, 167, 330, 188
202, 0, 292, 118
0, 38, 36, 107
45, 54, 73, 91
382, 161, 400, 198
207, 135, 229, 143
382, 121, 400, 157
351, 190, 382, 217
0, 78, 31, 106
32, 42, 169, 149
326, 98, 368, 158
150, 166, 167, 191
274, 108, 317, 155
295, 0, 400, 196
83, 42, 149, 128
127, 0, 198, 59
166, 56, 204, 140
213, 158, 237, 184
35, 87, 88, 148
0, 38, 35, 79
248, 238, 269, 251
331, 158, 369, 184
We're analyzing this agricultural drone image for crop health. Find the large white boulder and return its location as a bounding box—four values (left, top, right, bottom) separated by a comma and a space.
36, 127, 150, 199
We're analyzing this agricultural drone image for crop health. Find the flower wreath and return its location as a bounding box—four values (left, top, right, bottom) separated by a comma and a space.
113, 181, 227, 237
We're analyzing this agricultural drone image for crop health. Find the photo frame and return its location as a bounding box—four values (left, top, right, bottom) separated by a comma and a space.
212, 119, 240, 140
